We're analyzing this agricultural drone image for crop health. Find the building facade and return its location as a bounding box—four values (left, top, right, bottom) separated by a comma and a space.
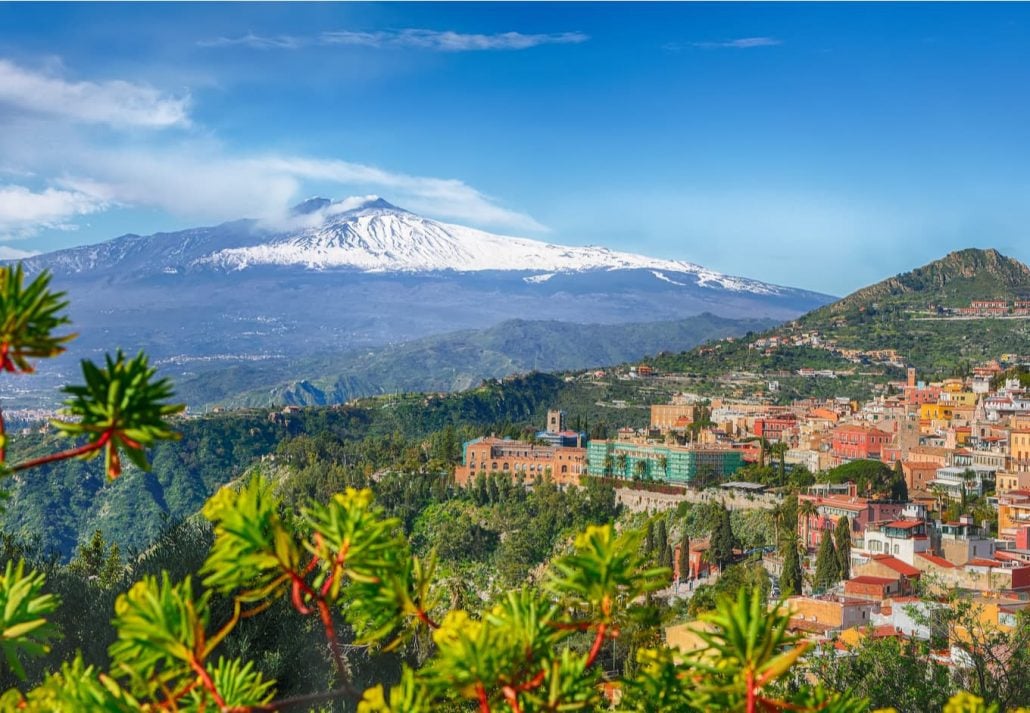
586, 440, 743, 485
454, 437, 586, 487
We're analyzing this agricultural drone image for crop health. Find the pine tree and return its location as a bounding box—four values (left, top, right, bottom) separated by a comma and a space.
834, 516, 852, 581
813, 532, 839, 590
677, 532, 690, 582
655, 519, 668, 558
780, 534, 803, 596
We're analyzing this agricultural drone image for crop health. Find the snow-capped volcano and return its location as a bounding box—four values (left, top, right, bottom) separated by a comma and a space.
11, 196, 833, 411
194, 196, 778, 294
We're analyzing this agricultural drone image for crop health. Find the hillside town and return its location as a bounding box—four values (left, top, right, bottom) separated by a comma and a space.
451, 359, 1030, 675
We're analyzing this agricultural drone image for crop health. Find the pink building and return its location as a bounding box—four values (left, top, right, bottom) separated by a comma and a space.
831, 425, 892, 462
798, 490, 907, 550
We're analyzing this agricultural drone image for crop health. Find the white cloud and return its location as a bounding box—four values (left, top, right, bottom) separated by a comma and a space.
0, 245, 40, 259
200, 29, 589, 52
0, 59, 190, 129
0, 56, 546, 238
692, 36, 778, 48
50, 149, 546, 234
258, 156, 547, 231
672, 37, 781, 50
0, 184, 106, 239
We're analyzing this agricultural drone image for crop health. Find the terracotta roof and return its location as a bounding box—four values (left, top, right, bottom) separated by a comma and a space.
916, 552, 956, 569
788, 618, 835, 634
967, 558, 1005, 568
869, 555, 921, 577
847, 575, 898, 586
885, 520, 922, 529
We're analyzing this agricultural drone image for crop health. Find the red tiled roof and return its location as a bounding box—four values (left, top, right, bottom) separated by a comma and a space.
870, 555, 920, 577
847, 575, 897, 586
967, 558, 1004, 568
885, 520, 922, 529
916, 552, 956, 568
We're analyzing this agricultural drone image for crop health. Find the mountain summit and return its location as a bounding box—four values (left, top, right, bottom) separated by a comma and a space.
182, 196, 778, 293
9, 198, 832, 408
807, 247, 1030, 320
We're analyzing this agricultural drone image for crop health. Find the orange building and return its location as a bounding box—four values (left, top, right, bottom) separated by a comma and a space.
831, 425, 892, 461
650, 403, 696, 432
454, 437, 586, 487
901, 461, 939, 494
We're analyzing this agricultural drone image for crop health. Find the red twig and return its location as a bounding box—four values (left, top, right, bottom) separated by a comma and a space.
0, 343, 16, 373
476, 683, 491, 713
585, 623, 608, 669
502, 685, 522, 713
189, 657, 227, 710
11, 430, 111, 472
415, 606, 440, 630
745, 669, 756, 713
316, 598, 351, 687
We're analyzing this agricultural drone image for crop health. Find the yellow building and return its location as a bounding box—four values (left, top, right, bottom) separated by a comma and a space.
997, 489, 1030, 541
940, 391, 976, 407
919, 403, 955, 422
1010, 428, 1030, 473
997, 471, 1030, 493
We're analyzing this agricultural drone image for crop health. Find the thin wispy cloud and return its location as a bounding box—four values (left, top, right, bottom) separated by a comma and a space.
200, 29, 589, 52
0, 59, 190, 129
665, 37, 782, 52
692, 37, 782, 49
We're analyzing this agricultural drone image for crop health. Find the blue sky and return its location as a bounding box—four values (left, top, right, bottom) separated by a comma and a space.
2, 2, 1030, 294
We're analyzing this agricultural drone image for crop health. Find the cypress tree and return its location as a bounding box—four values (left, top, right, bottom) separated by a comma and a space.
711, 505, 736, 569
677, 532, 691, 582
655, 519, 668, 558
813, 532, 840, 590
665, 544, 674, 571
780, 534, 803, 596
834, 516, 852, 580
644, 520, 655, 553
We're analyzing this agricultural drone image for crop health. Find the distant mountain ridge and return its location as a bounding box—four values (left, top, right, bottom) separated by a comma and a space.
647, 248, 1030, 382
6, 196, 832, 408
808, 248, 1030, 319
171, 313, 779, 408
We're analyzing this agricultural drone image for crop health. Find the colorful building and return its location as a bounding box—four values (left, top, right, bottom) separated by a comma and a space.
830, 425, 892, 462
798, 490, 907, 550
586, 440, 743, 485
454, 437, 586, 487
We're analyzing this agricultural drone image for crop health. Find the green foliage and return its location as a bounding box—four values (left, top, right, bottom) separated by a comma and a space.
780, 534, 803, 597
813, 531, 840, 590
710, 503, 737, 569
0, 560, 58, 680
68, 530, 123, 589
0, 265, 74, 375
626, 589, 865, 712
834, 516, 852, 581
807, 635, 953, 712
688, 560, 770, 618
52, 350, 185, 479
823, 460, 896, 497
